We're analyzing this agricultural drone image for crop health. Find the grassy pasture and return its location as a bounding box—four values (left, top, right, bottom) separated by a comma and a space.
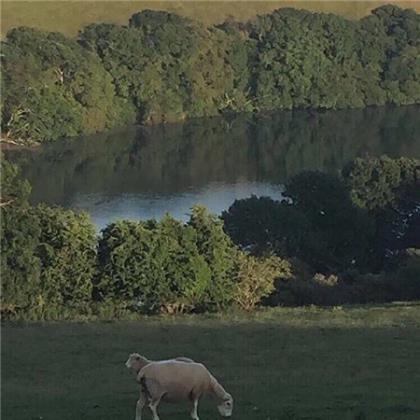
2, 1, 420, 38
2, 304, 420, 419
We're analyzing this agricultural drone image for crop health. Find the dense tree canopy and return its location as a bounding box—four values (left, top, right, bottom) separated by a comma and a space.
1, 27, 134, 143
1, 158, 97, 318
96, 207, 239, 313
223, 173, 376, 273
223, 156, 420, 274
343, 156, 420, 210
1, 155, 419, 319
80, 10, 250, 124
1, 5, 419, 143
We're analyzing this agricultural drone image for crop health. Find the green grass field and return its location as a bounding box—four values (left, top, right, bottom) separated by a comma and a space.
3, 304, 420, 420
2, 1, 420, 38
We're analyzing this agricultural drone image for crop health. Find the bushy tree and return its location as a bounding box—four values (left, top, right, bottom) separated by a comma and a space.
187, 206, 238, 310
362, 5, 420, 105
284, 171, 376, 270
223, 171, 376, 272
343, 156, 420, 211
0, 154, 31, 207
1, 27, 134, 143
248, 8, 375, 111
1, 157, 40, 316
1, 158, 96, 318
80, 10, 250, 125
233, 252, 292, 310
344, 156, 420, 264
34, 204, 97, 308
222, 195, 285, 253
96, 209, 237, 313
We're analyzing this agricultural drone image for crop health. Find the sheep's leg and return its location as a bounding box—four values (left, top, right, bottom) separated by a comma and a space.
135, 388, 147, 420
190, 398, 200, 420
149, 399, 161, 420
135, 399, 143, 420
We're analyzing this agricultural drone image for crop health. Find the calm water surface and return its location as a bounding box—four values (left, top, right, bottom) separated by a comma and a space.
7, 106, 420, 229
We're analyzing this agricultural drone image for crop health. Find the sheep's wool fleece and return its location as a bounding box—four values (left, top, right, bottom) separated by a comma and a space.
138, 361, 212, 402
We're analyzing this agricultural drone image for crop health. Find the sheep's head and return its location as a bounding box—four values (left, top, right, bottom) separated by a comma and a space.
125, 353, 147, 373
217, 393, 233, 417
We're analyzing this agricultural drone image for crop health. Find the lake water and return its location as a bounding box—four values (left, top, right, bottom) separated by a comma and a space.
6, 106, 420, 230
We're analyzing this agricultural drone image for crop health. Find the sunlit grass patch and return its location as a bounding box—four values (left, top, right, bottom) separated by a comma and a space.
2, 1, 420, 38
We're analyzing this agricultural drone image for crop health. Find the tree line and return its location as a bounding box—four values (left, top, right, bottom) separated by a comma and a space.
1, 155, 419, 320
1, 5, 420, 144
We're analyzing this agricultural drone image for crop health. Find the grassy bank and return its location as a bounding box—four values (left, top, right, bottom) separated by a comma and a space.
3, 303, 420, 419
2, 1, 420, 37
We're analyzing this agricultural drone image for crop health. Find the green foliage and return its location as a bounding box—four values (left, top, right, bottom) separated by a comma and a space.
1, 204, 96, 319
223, 171, 375, 272
1, 154, 419, 320
223, 156, 420, 307
267, 256, 420, 307
34, 204, 97, 307
2, 6, 420, 143
343, 155, 420, 210
96, 208, 237, 314
1, 159, 96, 319
284, 171, 376, 270
4, 86, 85, 143
1, 27, 135, 143
80, 10, 250, 124
343, 156, 420, 268
0, 155, 31, 206
233, 253, 292, 310
362, 5, 420, 105
248, 8, 369, 110
1, 204, 42, 317
187, 206, 238, 310
222, 195, 285, 253
96, 216, 212, 313
1, 157, 41, 316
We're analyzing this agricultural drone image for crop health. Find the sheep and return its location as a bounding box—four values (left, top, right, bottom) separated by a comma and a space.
125, 353, 195, 374
125, 353, 233, 420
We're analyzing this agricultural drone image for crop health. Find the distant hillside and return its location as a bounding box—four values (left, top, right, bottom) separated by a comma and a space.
2, 1, 420, 37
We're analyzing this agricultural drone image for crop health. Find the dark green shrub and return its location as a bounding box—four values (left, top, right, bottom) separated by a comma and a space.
1, 205, 42, 317
1, 203, 97, 319
1, 158, 41, 316
284, 171, 376, 271
223, 171, 376, 272
187, 206, 238, 310
267, 250, 420, 307
343, 156, 420, 211
222, 195, 285, 254
34, 204, 97, 307
96, 211, 236, 314
1, 158, 97, 319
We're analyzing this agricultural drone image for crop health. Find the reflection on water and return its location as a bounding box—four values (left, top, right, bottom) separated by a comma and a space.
72, 182, 284, 228
6, 106, 420, 229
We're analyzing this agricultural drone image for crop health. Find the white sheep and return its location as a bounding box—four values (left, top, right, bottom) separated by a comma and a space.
125, 353, 233, 420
